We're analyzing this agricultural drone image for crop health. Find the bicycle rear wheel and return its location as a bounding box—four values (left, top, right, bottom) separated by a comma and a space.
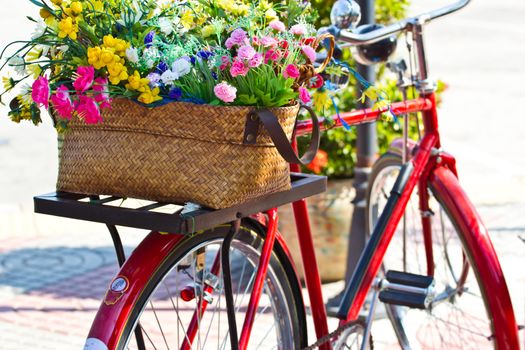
366, 152, 498, 349
118, 221, 306, 350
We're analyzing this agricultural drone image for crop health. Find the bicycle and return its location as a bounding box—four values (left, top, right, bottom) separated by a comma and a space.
33, 0, 521, 349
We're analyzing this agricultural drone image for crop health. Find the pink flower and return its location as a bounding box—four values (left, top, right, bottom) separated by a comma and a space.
93, 77, 112, 109
225, 38, 235, 49
264, 49, 282, 64
50, 85, 74, 119
214, 82, 237, 103
248, 53, 263, 68
299, 87, 311, 104
230, 60, 249, 77
260, 36, 278, 48
31, 75, 50, 109
282, 64, 300, 79
290, 24, 307, 36
302, 45, 317, 64
268, 20, 286, 32
73, 66, 95, 93
237, 45, 256, 61
252, 36, 260, 46
220, 55, 231, 71
229, 28, 248, 45
75, 95, 102, 124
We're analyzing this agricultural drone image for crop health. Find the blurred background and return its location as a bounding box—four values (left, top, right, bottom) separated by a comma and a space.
0, 0, 523, 348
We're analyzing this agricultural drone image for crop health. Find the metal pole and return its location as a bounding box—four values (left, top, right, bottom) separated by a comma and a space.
345, 0, 377, 283
327, 0, 377, 313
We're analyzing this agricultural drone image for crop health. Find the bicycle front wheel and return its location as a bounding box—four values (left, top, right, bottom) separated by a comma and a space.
118, 222, 306, 350
367, 152, 499, 349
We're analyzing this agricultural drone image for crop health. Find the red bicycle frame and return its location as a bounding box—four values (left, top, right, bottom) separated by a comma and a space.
288, 92, 520, 349
85, 92, 520, 350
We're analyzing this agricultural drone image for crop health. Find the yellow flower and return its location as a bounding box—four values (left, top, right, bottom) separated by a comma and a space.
125, 70, 149, 92
265, 8, 277, 21
138, 87, 162, 105
91, 1, 104, 12
26, 48, 43, 62
107, 60, 128, 85
65, 1, 83, 18
102, 35, 129, 57
2, 76, 15, 91
217, 0, 235, 12
180, 10, 194, 30
312, 90, 332, 113
235, 4, 250, 16
201, 25, 215, 38
87, 46, 104, 69
40, 8, 52, 19
58, 17, 78, 40
27, 64, 43, 79
51, 0, 62, 6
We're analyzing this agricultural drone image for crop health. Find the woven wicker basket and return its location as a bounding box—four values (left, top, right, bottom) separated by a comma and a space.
57, 99, 300, 209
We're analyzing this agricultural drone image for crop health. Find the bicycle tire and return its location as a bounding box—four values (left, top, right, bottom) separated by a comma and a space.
366, 152, 502, 349
116, 220, 307, 350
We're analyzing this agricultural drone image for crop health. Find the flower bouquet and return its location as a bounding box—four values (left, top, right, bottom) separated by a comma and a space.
1, 0, 333, 209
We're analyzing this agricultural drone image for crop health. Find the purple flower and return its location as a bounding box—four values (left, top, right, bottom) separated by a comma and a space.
248, 53, 263, 68
169, 87, 183, 100
230, 28, 248, 45
237, 45, 256, 61
144, 31, 156, 48
147, 73, 161, 88
156, 61, 169, 74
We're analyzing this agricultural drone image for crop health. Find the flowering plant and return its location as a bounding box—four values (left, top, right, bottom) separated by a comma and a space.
0, 0, 331, 130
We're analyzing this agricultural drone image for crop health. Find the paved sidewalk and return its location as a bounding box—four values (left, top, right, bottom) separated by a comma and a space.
0, 0, 524, 349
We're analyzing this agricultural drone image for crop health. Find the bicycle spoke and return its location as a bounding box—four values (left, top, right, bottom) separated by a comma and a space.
148, 300, 170, 350
139, 323, 160, 350
254, 322, 276, 349
162, 280, 193, 349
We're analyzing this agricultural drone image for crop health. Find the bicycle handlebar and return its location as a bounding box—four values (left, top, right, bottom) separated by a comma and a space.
331, 0, 471, 46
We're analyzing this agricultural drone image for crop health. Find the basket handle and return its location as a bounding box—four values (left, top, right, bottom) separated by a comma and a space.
251, 105, 320, 165
313, 33, 335, 75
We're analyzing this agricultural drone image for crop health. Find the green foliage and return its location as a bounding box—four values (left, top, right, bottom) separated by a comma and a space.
234, 65, 298, 107
301, 0, 414, 179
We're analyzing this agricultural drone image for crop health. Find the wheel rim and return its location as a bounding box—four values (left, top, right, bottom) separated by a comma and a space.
123, 234, 297, 350
368, 162, 496, 349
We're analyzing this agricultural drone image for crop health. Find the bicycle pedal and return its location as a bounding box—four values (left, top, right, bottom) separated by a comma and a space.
378, 270, 435, 309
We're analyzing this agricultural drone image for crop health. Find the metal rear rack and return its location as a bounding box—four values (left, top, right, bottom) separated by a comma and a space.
34, 173, 326, 234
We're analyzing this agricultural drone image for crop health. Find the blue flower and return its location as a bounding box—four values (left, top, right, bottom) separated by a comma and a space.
211, 72, 218, 80
156, 61, 169, 74
197, 51, 214, 60
190, 56, 197, 65
144, 31, 156, 48
169, 87, 183, 100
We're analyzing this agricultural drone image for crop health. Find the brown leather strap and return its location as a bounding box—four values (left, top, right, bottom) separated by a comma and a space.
251, 105, 320, 165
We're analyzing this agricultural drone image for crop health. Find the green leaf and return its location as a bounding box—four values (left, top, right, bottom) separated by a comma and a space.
237, 94, 258, 105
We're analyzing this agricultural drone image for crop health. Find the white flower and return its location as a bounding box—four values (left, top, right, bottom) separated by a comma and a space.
172, 58, 191, 77
7, 55, 26, 76
37, 44, 50, 57
158, 17, 173, 35
126, 47, 139, 64
160, 70, 179, 85
142, 47, 159, 68
31, 20, 47, 40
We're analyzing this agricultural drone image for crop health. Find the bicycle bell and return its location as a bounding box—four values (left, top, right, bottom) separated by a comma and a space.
352, 24, 397, 65
331, 0, 361, 30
